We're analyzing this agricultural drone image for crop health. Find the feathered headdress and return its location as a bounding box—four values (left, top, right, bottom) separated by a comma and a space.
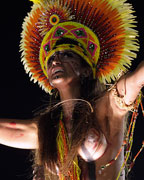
20, 0, 139, 94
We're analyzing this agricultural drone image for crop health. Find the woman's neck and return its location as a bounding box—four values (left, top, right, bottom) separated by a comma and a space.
59, 84, 81, 120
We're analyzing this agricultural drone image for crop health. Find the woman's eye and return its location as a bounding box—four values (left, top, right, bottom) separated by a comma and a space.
63, 52, 74, 58
48, 56, 55, 66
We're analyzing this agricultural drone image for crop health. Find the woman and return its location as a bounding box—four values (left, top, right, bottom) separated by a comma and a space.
0, 0, 144, 179
0, 52, 143, 180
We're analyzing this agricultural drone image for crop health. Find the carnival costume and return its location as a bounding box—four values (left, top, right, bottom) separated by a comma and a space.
20, 0, 144, 179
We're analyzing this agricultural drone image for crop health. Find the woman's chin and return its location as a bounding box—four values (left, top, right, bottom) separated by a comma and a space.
50, 73, 66, 82
52, 76, 65, 84
50, 76, 77, 88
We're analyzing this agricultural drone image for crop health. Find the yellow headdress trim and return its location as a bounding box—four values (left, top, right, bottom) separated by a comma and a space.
40, 21, 100, 79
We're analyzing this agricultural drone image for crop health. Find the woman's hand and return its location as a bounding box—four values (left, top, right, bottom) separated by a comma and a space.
0, 118, 38, 149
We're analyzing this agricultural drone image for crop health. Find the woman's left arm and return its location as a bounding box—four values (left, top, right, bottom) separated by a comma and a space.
117, 61, 144, 106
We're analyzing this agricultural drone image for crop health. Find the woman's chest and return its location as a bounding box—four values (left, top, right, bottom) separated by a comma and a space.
80, 97, 126, 180
80, 132, 125, 180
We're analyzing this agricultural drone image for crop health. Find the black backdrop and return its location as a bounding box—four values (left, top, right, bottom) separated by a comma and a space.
0, 0, 144, 179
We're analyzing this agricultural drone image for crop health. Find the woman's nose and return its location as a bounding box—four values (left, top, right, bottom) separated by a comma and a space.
52, 54, 62, 66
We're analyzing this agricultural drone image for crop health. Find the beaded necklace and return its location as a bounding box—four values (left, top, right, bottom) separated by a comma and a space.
56, 112, 81, 180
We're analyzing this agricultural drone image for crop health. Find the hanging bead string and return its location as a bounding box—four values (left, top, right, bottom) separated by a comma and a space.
116, 96, 144, 179
127, 102, 144, 173
57, 113, 69, 180
140, 101, 144, 116
128, 141, 144, 173
100, 91, 144, 180
100, 104, 137, 171
57, 112, 81, 180
100, 142, 126, 170
102, 78, 144, 180
100, 98, 144, 180
116, 110, 138, 180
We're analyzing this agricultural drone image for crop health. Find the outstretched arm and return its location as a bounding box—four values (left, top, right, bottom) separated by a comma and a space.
0, 118, 38, 149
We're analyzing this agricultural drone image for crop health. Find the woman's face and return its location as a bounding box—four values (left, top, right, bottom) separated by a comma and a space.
47, 50, 87, 89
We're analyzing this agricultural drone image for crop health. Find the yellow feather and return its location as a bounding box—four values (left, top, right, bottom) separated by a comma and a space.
29, 0, 41, 4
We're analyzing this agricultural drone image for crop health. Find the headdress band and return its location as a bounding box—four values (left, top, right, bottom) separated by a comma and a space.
40, 21, 100, 79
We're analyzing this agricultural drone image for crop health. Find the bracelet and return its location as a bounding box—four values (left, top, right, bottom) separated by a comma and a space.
111, 84, 135, 111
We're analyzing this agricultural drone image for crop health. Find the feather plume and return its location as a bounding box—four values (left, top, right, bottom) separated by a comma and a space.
29, 0, 41, 4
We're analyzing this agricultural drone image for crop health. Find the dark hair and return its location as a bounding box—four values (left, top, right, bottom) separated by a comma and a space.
33, 57, 107, 179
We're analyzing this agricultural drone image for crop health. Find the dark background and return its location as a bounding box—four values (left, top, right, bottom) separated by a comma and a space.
0, 0, 144, 179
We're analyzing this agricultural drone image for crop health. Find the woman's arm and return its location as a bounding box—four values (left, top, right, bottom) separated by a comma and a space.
117, 61, 144, 106
109, 61, 144, 115
0, 118, 38, 149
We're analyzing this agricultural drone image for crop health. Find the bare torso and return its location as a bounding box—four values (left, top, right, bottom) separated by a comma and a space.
93, 92, 126, 180
64, 91, 127, 180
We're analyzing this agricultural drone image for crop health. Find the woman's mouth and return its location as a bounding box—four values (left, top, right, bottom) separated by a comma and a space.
53, 69, 64, 74
51, 67, 65, 79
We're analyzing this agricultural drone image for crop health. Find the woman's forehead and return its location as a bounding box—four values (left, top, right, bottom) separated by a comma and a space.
52, 50, 81, 57
47, 49, 90, 68
48, 50, 83, 62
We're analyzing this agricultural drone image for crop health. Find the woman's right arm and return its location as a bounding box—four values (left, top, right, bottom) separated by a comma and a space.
0, 118, 38, 149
